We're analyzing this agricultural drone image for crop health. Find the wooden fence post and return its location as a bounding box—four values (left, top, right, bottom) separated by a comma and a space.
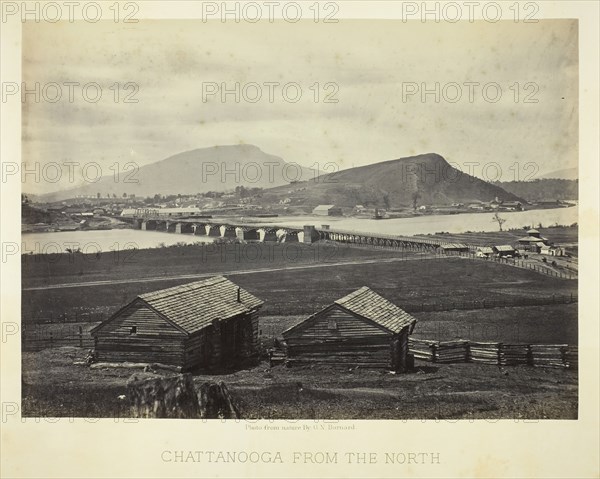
78, 326, 83, 348
526, 345, 533, 366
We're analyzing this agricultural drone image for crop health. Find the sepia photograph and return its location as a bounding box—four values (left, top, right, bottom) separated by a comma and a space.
1, 1, 598, 478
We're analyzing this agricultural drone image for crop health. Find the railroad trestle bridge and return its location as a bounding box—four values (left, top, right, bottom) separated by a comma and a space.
121, 215, 469, 251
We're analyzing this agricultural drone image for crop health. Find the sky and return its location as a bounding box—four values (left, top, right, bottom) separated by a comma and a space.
22, 19, 578, 194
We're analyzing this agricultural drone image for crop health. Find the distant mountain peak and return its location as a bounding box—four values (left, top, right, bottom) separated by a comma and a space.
35, 144, 315, 201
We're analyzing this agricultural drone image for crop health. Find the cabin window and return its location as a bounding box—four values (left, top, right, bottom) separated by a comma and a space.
327, 319, 338, 330
129, 326, 137, 335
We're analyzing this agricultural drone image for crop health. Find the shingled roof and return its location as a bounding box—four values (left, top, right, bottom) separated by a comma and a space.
494, 245, 516, 252
518, 235, 548, 243
334, 286, 417, 334
93, 276, 263, 335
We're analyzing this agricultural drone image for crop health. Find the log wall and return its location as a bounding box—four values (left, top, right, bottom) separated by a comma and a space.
284, 306, 399, 369
94, 302, 186, 365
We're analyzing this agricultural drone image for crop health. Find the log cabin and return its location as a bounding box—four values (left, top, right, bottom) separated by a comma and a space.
90, 276, 264, 370
282, 287, 418, 372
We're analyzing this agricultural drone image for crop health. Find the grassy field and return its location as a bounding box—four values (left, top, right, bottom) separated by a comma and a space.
23, 244, 577, 321
21, 241, 400, 288
22, 347, 577, 419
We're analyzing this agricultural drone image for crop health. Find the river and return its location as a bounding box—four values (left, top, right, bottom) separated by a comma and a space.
21, 205, 577, 254
255, 205, 578, 236
21, 228, 213, 255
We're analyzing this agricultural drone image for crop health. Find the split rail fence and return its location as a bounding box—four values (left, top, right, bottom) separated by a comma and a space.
22, 325, 95, 352
409, 338, 578, 369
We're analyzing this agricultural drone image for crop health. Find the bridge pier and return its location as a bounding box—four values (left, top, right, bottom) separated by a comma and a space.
206, 225, 220, 236
303, 225, 319, 244
220, 225, 237, 238
176, 223, 193, 234
141, 220, 157, 231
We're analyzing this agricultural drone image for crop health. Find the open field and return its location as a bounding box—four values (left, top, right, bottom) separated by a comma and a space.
22, 347, 577, 419
22, 242, 402, 288
22, 250, 577, 321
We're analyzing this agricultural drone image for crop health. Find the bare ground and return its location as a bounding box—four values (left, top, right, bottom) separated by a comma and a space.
21, 347, 577, 420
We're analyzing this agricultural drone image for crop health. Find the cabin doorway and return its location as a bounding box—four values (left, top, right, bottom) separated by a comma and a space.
219, 318, 245, 367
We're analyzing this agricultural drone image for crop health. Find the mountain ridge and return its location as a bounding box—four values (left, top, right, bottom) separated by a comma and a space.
34, 145, 317, 201
257, 152, 525, 209
33, 148, 524, 207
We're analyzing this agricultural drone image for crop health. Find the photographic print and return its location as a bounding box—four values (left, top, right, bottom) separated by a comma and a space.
2, 2, 598, 478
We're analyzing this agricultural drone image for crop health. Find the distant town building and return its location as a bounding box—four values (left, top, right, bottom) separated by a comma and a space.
500, 201, 523, 211
517, 232, 549, 251
312, 205, 343, 216
282, 287, 418, 372
493, 245, 517, 257
439, 243, 470, 253
120, 208, 137, 217
468, 203, 485, 210
475, 247, 494, 258
91, 276, 264, 370
541, 245, 565, 256
121, 207, 204, 217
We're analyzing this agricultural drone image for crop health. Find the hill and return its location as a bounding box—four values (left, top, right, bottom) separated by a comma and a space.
258, 153, 524, 210
537, 167, 578, 180
493, 179, 578, 202
36, 145, 317, 202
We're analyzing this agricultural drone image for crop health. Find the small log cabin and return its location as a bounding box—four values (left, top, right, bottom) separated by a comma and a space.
282, 287, 418, 372
90, 276, 264, 370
